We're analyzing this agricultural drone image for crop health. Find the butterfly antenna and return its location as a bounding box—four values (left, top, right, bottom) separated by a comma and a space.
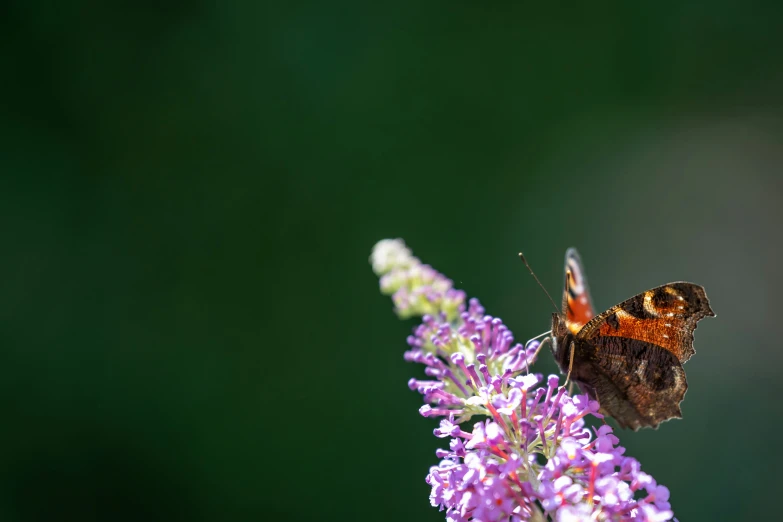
518, 252, 560, 313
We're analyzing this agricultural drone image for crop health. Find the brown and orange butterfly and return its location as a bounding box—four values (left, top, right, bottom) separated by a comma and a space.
548, 248, 715, 430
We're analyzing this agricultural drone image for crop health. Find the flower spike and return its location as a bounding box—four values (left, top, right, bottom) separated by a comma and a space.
371, 239, 675, 522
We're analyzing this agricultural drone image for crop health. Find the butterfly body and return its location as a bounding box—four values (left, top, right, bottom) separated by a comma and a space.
551, 249, 714, 430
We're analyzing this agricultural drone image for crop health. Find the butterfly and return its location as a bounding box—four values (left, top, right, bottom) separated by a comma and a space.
549, 248, 714, 430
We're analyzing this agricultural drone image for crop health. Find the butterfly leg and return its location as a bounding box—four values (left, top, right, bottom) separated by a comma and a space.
525, 337, 550, 374
564, 341, 575, 387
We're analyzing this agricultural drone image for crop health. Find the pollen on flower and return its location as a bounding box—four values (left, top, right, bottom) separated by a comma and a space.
371, 239, 676, 522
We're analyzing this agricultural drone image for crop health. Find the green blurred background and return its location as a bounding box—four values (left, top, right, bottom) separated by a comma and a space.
1, 2, 782, 521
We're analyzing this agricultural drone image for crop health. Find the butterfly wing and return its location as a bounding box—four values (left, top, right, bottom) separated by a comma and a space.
573, 349, 688, 430
577, 282, 714, 363
572, 282, 714, 429
561, 248, 596, 333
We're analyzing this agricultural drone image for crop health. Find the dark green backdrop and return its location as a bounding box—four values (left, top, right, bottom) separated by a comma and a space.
1, 2, 782, 521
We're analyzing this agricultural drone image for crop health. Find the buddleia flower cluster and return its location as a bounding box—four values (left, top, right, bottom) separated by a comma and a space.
370, 239, 675, 522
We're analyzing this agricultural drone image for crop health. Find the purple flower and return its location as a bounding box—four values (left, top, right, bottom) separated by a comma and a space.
371, 239, 676, 521
372, 239, 466, 320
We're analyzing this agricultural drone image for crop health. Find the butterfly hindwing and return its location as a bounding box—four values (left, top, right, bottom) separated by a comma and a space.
575, 330, 690, 430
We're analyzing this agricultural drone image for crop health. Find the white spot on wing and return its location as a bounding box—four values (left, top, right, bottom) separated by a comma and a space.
635, 360, 648, 379
674, 367, 683, 388
566, 259, 585, 294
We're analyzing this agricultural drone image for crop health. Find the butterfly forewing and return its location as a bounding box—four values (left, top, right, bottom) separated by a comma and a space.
576, 282, 715, 363
562, 248, 596, 333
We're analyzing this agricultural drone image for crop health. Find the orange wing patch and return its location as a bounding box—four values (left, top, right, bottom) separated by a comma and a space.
595, 309, 693, 361
577, 283, 714, 363
565, 268, 595, 332
562, 249, 596, 333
